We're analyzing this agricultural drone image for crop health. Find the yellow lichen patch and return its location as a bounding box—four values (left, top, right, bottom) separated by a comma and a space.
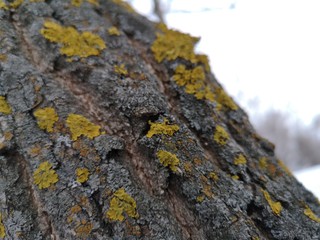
0, 0, 8, 9
259, 157, 268, 169
0, 213, 5, 239
151, 26, 199, 63
10, 0, 23, 8
108, 26, 121, 36
196, 195, 205, 203
278, 159, 293, 176
234, 154, 247, 165
76, 168, 90, 183
146, 118, 179, 138
106, 188, 138, 221
232, 175, 239, 180
304, 205, 320, 223
33, 161, 59, 189
87, 0, 99, 5
196, 54, 211, 72
184, 162, 192, 173
214, 125, 229, 145
215, 87, 238, 110
112, 0, 135, 13
66, 114, 101, 141
40, 21, 106, 59
209, 172, 219, 181
33, 107, 59, 133
261, 189, 282, 216
0, 54, 7, 61
173, 64, 214, 101
29, 145, 42, 156
114, 64, 128, 76
75, 221, 93, 237
71, 0, 83, 6
0, 96, 12, 114
156, 150, 180, 172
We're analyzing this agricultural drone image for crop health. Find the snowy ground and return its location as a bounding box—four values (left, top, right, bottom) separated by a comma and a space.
130, 0, 320, 199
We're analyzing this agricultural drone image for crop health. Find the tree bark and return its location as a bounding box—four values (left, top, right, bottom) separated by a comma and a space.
0, 1, 319, 239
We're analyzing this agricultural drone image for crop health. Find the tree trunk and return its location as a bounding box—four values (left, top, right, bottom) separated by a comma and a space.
0, 1, 319, 239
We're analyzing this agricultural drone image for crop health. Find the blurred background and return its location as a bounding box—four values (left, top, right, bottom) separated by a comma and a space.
128, 0, 320, 197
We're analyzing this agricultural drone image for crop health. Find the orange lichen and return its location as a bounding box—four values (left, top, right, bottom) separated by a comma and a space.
33, 107, 59, 133
40, 21, 106, 59
0, 213, 5, 239
112, 0, 135, 13
261, 189, 282, 216
151, 26, 199, 63
33, 161, 59, 189
234, 154, 247, 165
114, 64, 128, 76
106, 188, 138, 221
278, 159, 293, 176
156, 150, 180, 172
173, 64, 214, 101
75, 221, 93, 237
213, 125, 229, 145
215, 87, 238, 110
0, 96, 12, 115
29, 146, 42, 156
146, 118, 179, 138
66, 114, 101, 141
76, 168, 90, 183
304, 205, 320, 223
108, 26, 121, 36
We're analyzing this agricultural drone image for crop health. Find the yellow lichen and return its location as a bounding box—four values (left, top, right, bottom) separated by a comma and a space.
234, 154, 247, 165
40, 21, 106, 59
114, 64, 128, 76
33, 107, 59, 133
278, 159, 293, 176
71, 0, 99, 7
304, 205, 320, 223
33, 161, 59, 189
196, 54, 211, 72
151, 27, 199, 63
184, 162, 192, 173
259, 157, 268, 169
173, 64, 214, 101
112, 0, 135, 13
156, 150, 180, 172
71, 0, 83, 6
209, 172, 219, 181
0, 0, 8, 9
108, 26, 121, 36
0, 54, 7, 61
196, 195, 205, 203
0, 213, 5, 239
261, 189, 282, 216
75, 221, 93, 237
213, 125, 229, 145
232, 175, 239, 180
10, 0, 23, 8
146, 118, 179, 138
76, 168, 90, 183
106, 188, 138, 221
66, 114, 101, 141
215, 87, 238, 110
0, 96, 11, 115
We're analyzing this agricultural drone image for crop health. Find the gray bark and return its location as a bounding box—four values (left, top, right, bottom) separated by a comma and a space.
0, 1, 319, 239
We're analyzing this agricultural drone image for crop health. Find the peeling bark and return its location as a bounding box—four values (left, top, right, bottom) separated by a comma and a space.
0, 1, 319, 239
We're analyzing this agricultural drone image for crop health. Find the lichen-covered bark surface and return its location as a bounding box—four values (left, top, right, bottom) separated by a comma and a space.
0, 1, 319, 239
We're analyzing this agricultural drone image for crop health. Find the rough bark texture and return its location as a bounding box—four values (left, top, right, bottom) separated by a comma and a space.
0, 1, 319, 239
